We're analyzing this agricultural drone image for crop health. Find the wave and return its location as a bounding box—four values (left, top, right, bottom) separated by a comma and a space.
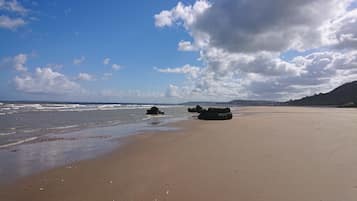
142, 114, 172, 121
22, 128, 41, 133
47, 125, 79, 130
104, 120, 121, 125
0, 132, 16, 136
0, 103, 182, 113
0, 137, 38, 149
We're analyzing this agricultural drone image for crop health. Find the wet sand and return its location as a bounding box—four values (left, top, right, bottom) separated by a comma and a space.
1, 106, 357, 201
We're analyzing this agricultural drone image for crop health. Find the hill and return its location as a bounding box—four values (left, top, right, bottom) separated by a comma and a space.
287, 81, 357, 107
182, 100, 281, 106
228, 99, 280, 106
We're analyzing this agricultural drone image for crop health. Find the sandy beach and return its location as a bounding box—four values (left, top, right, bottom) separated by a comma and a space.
1, 106, 357, 201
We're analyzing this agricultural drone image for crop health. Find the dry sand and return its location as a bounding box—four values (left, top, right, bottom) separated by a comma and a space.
1, 106, 357, 201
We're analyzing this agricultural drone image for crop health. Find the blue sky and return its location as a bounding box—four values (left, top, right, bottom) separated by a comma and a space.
1, 0, 357, 102
0, 0, 200, 102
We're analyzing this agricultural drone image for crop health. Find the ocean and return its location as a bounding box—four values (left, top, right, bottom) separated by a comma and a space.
0, 102, 191, 183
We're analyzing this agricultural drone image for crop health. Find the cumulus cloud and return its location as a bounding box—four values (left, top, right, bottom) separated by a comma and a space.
14, 67, 80, 94
196, 0, 351, 52
1, 53, 28, 71
178, 40, 197, 51
201, 49, 304, 77
158, 0, 352, 53
44, 63, 63, 70
99, 89, 165, 103
13, 53, 27, 72
77, 72, 94, 81
154, 0, 211, 28
0, 15, 25, 29
102, 72, 112, 80
0, 0, 29, 30
323, 9, 357, 50
73, 56, 85, 65
103, 57, 110, 65
191, 50, 357, 100
165, 84, 181, 98
155, 64, 201, 78
0, 0, 28, 14
112, 63, 121, 70
155, 0, 357, 101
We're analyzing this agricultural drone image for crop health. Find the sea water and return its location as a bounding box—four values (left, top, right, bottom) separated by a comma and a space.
0, 102, 190, 183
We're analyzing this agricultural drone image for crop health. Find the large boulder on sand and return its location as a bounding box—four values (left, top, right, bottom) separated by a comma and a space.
188, 105, 203, 113
146, 106, 164, 115
198, 107, 232, 120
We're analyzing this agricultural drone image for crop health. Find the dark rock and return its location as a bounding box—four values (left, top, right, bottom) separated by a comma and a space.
198, 107, 233, 120
146, 106, 165, 115
188, 105, 203, 113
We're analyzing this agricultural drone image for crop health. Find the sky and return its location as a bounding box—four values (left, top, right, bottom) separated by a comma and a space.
0, 0, 357, 103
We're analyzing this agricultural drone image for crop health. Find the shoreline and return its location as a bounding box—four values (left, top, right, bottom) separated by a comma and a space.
2, 120, 190, 184
2, 106, 357, 201
0, 104, 189, 149
0, 115, 190, 185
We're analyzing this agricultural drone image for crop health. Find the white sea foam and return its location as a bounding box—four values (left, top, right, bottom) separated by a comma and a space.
104, 120, 122, 126
142, 116, 153, 121
23, 128, 41, 133
0, 103, 182, 113
0, 132, 16, 136
143, 114, 170, 121
40, 104, 86, 111
0, 137, 38, 149
97, 104, 124, 110
48, 125, 79, 130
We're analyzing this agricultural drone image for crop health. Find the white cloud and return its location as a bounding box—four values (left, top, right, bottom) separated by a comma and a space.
0, 15, 25, 30
14, 67, 80, 94
73, 56, 85, 65
202, 49, 304, 77
0, 0, 29, 30
322, 8, 357, 49
1, 53, 27, 71
44, 63, 63, 70
0, 0, 28, 14
190, 50, 357, 100
13, 53, 27, 72
77, 72, 94, 81
165, 84, 181, 98
178, 40, 197, 51
112, 63, 121, 70
158, 0, 352, 53
154, 10, 173, 27
102, 72, 112, 80
103, 57, 110, 65
98, 89, 165, 102
154, 0, 211, 28
155, 0, 357, 101
155, 64, 201, 78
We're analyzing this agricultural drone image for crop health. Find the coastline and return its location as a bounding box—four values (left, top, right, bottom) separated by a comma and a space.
2, 106, 357, 201
0, 112, 190, 184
